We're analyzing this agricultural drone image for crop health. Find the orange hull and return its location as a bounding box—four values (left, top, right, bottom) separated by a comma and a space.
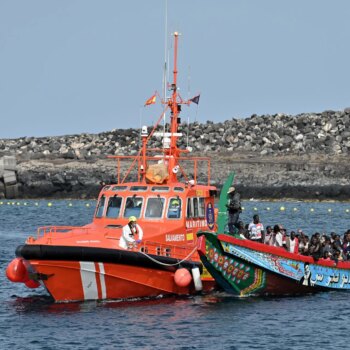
29, 259, 215, 302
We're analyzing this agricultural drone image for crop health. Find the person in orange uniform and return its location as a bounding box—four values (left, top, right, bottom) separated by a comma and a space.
119, 216, 144, 249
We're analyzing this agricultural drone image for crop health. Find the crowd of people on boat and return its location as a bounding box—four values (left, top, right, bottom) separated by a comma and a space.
226, 186, 350, 262
234, 214, 350, 262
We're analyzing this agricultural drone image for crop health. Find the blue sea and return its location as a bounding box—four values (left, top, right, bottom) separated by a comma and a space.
1, 200, 350, 350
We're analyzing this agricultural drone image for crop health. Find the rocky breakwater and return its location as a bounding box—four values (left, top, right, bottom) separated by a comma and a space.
0, 109, 349, 199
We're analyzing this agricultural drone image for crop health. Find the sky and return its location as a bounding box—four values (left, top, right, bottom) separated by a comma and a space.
1, 0, 350, 138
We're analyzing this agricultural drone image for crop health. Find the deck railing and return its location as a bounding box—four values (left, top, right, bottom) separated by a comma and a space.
108, 154, 211, 186
36, 226, 92, 239
32, 226, 197, 260
136, 240, 197, 260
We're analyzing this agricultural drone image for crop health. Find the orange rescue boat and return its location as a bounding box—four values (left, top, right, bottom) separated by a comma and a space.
6, 32, 217, 302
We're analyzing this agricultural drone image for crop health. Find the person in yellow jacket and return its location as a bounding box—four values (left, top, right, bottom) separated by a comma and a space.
119, 216, 144, 249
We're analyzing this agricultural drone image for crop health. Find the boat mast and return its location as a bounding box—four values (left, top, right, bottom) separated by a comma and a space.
167, 32, 181, 183
162, 0, 168, 134
111, 31, 212, 186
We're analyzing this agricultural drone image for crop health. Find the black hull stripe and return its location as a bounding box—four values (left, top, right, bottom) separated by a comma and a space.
16, 245, 202, 273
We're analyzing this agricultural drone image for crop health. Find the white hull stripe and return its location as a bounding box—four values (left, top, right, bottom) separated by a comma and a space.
79, 261, 98, 300
98, 262, 107, 299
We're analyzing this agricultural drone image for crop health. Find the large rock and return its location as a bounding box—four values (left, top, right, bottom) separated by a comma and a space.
3, 156, 16, 171
3, 170, 16, 185
5, 184, 18, 199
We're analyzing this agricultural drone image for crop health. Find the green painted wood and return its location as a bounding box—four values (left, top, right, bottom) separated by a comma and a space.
202, 231, 266, 295
217, 172, 235, 233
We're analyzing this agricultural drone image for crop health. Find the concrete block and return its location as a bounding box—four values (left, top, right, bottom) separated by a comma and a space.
3, 156, 16, 171
5, 183, 18, 199
3, 170, 17, 185
0, 158, 3, 178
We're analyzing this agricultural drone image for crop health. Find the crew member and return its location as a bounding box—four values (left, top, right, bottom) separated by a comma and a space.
119, 216, 144, 249
226, 186, 241, 234
168, 198, 181, 218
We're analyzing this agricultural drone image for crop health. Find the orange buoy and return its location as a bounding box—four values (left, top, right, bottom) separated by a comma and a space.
25, 279, 40, 289
6, 258, 29, 283
174, 268, 192, 287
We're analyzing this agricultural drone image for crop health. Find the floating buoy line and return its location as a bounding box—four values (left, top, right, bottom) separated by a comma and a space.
0, 201, 95, 207
239, 205, 350, 213
0, 200, 349, 213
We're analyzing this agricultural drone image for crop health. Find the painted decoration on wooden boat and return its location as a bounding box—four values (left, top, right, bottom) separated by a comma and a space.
222, 241, 350, 289
203, 235, 266, 296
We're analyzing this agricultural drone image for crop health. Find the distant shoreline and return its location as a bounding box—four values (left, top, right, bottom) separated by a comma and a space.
2, 197, 350, 203
0, 110, 349, 200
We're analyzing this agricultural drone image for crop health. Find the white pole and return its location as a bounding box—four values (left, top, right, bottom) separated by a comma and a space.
139, 107, 142, 148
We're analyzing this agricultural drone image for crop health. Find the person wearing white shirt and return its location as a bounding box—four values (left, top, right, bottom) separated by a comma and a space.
269, 224, 284, 248
119, 216, 144, 249
248, 214, 264, 243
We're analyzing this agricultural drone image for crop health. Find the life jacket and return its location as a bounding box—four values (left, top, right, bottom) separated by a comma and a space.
128, 223, 139, 238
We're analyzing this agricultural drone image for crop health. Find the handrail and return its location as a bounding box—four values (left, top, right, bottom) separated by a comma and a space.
34, 227, 198, 260
107, 154, 212, 186
36, 226, 91, 239
136, 240, 197, 260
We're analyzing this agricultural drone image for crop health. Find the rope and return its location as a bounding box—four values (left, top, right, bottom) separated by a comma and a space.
138, 246, 198, 267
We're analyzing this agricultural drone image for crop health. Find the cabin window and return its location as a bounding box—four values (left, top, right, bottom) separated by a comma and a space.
198, 198, 205, 218
95, 195, 106, 218
151, 186, 169, 192
130, 186, 148, 192
111, 186, 128, 192
124, 196, 143, 218
167, 197, 182, 219
174, 187, 184, 192
193, 198, 199, 218
106, 196, 122, 218
186, 198, 193, 218
145, 197, 165, 218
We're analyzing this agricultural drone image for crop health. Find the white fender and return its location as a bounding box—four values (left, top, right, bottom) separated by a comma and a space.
191, 267, 203, 291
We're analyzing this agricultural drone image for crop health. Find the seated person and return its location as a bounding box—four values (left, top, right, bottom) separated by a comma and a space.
299, 236, 310, 255
237, 221, 248, 239
168, 198, 181, 218
264, 226, 272, 244
308, 235, 322, 260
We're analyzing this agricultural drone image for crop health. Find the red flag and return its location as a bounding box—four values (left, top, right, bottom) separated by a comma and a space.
144, 94, 156, 106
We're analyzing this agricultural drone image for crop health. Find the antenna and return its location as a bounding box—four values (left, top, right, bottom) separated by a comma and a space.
163, 0, 168, 102
161, 0, 169, 158
162, 0, 168, 140
139, 106, 143, 148
187, 65, 191, 148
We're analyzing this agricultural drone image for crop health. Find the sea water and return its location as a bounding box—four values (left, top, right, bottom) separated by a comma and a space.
1, 200, 350, 349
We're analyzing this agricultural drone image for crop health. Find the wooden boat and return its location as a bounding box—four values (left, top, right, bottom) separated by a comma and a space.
6, 32, 217, 302
197, 175, 350, 296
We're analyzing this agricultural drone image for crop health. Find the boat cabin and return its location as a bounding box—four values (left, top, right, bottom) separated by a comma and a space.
93, 182, 217, 243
